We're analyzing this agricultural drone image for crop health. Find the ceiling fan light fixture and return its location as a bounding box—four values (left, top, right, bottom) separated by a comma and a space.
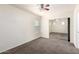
40, 4, 50, 11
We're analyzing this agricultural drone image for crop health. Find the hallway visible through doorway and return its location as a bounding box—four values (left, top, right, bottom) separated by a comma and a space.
49, 17, 70, 42
49, 32, 68, 41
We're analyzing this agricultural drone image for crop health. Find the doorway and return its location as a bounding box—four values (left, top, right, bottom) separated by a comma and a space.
49, 17, 70, 42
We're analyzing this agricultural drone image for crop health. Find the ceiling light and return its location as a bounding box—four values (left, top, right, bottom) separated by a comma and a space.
61, 22, 65, 25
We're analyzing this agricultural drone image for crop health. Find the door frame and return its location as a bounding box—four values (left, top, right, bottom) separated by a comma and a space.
68, 17, 70, 42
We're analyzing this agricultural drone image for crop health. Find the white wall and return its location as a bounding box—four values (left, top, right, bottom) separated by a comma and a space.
0, 5, 41, 52
33, 17, 41, 39
41, 16, 49, 38
49, 18, 68, 33
73, 5, 79, 48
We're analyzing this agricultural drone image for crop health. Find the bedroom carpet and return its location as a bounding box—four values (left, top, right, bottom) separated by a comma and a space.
2, 33, 79, 54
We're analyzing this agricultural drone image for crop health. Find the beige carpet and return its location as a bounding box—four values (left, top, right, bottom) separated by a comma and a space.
2, 33, 79, 54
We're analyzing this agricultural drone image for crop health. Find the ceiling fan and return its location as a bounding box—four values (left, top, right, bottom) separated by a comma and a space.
40, 4, 50, 11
